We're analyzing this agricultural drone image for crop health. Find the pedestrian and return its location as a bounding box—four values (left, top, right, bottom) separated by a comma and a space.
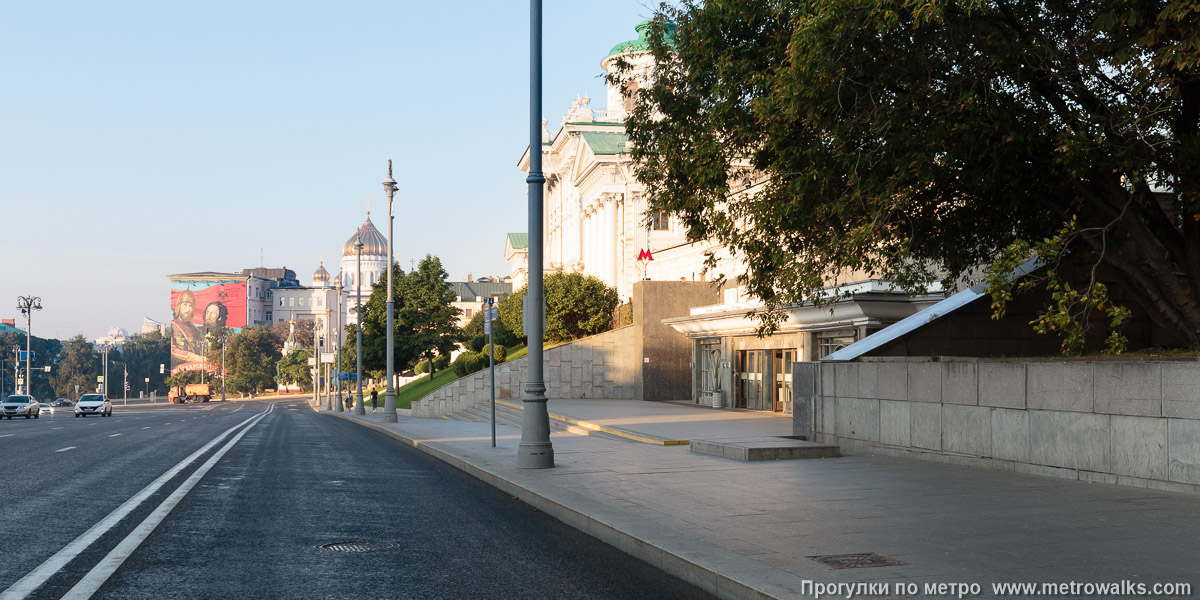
371, 388, 378, 412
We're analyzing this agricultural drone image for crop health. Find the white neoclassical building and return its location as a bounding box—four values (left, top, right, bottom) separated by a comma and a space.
517, 21, 730, 301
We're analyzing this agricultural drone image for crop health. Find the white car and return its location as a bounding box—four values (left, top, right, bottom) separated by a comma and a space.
75, 394, 112, 417
38, 403, 53, 415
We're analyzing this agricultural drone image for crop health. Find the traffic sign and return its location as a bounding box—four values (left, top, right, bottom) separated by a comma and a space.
307, 357, 317, 366
337, 372, 359, 381
97, 375, 105, 382
19, 351, 34, 361
321, 352, 336, 364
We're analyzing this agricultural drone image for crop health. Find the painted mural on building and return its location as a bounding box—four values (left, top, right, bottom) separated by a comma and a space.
169, 279, 245, 374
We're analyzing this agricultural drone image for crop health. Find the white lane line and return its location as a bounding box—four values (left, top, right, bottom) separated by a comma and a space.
109, 434, 122, 438
61, 403, 275, 600
0, 434, 14, 438
141, 427, 150, 430
0, 409, 268, 600
56, 447, 76, 453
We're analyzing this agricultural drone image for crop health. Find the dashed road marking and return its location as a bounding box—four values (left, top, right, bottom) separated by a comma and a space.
56, 447, 76, 453
0, 434, 13, 438
109, 434, 121, 438
142, 427, 150, 430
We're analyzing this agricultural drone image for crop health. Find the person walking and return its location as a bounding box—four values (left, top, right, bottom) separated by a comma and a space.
371, 388, 378, 413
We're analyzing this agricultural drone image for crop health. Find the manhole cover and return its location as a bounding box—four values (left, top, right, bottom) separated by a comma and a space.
318, 541, 399, 553
810, 553, 904, 569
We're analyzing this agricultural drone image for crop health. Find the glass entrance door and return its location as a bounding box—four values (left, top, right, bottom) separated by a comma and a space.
774, 349, 795, 413
736, 350, 767, 410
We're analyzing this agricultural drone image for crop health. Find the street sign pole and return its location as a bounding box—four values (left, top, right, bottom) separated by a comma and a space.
486, 299, 497, 448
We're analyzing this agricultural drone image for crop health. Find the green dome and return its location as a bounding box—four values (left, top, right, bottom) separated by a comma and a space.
606, 20, 673, 59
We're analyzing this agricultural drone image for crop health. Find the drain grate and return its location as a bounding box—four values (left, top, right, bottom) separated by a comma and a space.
318, 541, 399, 553
810, 553, 904, 569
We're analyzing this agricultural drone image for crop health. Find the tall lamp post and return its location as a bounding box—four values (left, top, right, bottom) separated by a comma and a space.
381, 161, 398, 423
334, 278, 344, 412
354, 236, 366, 415
99, 342, 112, 397
219, 334, 228, 402
16, 296, 41, 396
518, 0, 554, 468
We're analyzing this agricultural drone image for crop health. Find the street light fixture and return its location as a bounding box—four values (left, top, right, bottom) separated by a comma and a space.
354, 235, 366, 415
518, 0, 554, 468
16, 295, 41, 396
99, 342, 112, 397
382, 160, 399, 423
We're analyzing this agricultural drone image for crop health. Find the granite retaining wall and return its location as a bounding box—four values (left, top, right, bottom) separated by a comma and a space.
795, 357, 1200, 494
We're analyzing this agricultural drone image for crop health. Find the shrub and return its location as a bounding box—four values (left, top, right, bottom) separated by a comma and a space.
433, 355, 450, 370
414, 359, 430, 374
452, 351, 487, 377
469, 335, 487, 353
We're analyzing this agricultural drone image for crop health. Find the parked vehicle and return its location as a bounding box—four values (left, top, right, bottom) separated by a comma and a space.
2, 395, 39, 419
168, 383, 212, 403
38, 403, 53, 415
75, 394, 112, 417
50, 398, 73, 407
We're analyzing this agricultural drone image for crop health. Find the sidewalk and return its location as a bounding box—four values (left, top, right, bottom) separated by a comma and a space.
326, 400, 1198, 600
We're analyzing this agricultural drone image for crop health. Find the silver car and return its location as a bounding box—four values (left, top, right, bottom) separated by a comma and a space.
75, 394, 112, 417
2, 395, 40, 419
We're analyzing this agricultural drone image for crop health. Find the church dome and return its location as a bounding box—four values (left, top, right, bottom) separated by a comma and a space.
344, 216, 388, 257
333, 272, 343, 288
313, 262, 330, 285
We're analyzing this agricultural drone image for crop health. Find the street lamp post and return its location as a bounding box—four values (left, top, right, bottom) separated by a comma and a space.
382, 161, 399, 423
99, 342, 111, 397
16, 296, 41, 396
334, 281, 344, 413
354, 236, 365, 415
220, 335, 227, 402
518, 0, 554, 468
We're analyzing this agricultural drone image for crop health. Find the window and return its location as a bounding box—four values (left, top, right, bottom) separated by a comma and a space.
816, 331, 857, 359
651, 211, 669, 231
288, 298, 294, 307
623, 79, 639, 113
266, 312, 272, 322
279, 298, 284, 307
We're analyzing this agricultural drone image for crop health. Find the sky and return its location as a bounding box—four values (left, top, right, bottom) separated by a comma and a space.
0, 0, 664, 341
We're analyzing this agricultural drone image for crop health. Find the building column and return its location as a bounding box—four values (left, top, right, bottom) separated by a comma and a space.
604, 194, 618, 287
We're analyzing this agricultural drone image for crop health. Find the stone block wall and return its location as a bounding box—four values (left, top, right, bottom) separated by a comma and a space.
412, 325, 638, 418
801, 357, 1200, 494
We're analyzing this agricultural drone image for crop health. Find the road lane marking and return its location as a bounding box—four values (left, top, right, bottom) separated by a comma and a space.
142, 427, 150, 430
0, 434, 14, 438
0, 407, 271, 600
109, 434, 122, 438
56, 447, 76, 453
62, 403, 276, 600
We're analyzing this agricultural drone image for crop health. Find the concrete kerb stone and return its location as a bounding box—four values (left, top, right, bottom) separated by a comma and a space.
325, 412, 796, 600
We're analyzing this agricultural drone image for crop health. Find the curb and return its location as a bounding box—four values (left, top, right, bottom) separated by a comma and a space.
325, 411, 793, 600
493, 399, 689, 446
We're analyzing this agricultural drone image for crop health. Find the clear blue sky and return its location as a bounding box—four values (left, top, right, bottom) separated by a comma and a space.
0, 1, 662, 341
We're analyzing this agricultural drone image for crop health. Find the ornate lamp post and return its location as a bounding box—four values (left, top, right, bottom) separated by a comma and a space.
16, 296, 41, 395
354, 236, 366, 415
382, 161, 399, 423
519, 0, 554, 468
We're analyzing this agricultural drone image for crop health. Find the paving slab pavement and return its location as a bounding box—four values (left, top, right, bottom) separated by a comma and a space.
324, 400, 1198, 600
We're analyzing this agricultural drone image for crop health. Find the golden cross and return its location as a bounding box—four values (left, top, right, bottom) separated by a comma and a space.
364, 198, 372, 216
318, 253, 324, 264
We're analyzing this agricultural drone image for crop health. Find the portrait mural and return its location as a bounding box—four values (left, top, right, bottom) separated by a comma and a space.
169, 279, 246, 375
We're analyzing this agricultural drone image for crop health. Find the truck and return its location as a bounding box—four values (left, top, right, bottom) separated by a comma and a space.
168, 383, 212, 403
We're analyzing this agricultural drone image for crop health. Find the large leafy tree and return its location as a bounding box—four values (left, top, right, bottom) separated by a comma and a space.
277, 348, 314, 391
623, 1, 1200, 350
0, 331, 63, 398
221, 326, 282, 394
398, 255, 463, 382
122, 331, 170, 396
50, 334, 98, 399
544, 272, 621, 343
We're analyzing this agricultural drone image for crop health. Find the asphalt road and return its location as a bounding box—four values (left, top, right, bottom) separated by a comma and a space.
0, 399, 716, 599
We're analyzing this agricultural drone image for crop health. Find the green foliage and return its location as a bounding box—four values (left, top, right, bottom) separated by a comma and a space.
277, 348, 314, 391
621, 1, 1200, 349
121, 331, 170, 396
50, 334, 99, 399
361, 255, 463, 375
433, 355, 450, 370
544, 272, 620, 343
498, 290, 525, 344
1, 331, 63, 398
164, 369, 204, 387
451, 351, 486, 377
218, 327, 282, 394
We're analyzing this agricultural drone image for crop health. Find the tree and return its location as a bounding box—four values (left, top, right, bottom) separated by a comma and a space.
122, 331, 170, 396
398, 255, 463, 383
0, 331, 63, 398
622, 1, 1200, 351
200, 326, 281, 394
360, 262, 406, 382
544, 272, 620, 343
278, 348, 314, 391
268, 318, 314, 352
50, 335, 98, 399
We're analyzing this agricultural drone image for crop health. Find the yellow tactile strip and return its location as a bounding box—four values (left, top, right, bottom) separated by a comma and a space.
494, 400, 689, 446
